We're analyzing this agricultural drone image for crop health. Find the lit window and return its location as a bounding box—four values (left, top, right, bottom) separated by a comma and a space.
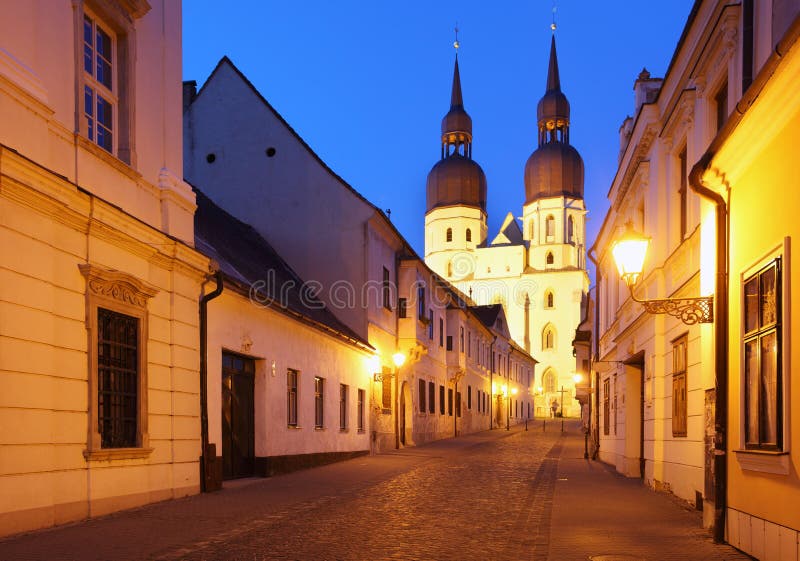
743, 258, 782, 450
83, 14, 115, 153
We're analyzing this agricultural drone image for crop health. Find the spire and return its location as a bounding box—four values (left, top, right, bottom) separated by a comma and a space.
450, 57, 464, 109
546, 35, 561, 93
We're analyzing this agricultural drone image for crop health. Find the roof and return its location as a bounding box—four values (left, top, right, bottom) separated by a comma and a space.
490, 212, 525, 246
193, 188, 372, 351
469, 304, 503, 329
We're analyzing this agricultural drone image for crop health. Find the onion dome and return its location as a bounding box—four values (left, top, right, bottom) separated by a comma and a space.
524, 36, 584, 203
427, 56, 487, 214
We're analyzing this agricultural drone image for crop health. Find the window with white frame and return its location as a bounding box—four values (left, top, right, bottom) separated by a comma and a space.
83, 13, 115, 153
743, 257, 783, 450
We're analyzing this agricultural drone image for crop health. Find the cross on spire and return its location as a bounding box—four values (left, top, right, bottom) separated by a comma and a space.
454, 24, 460, 51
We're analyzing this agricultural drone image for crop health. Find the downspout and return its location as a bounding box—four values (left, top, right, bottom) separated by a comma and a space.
394, 253, 401, 450
199, 270, 223, 492
588, 246, 601, 459
489, 336, 496, 429
687, 15, 800, 543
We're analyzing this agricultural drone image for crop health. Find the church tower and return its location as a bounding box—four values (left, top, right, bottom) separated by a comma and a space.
424, 55, 488, 279
522, 36, 587, 272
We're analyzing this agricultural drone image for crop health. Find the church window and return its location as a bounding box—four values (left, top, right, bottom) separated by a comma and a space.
542, 325, 555, 350
529, 220, 535, 240
543, 369, 557, 393
466, 228, 472, 242
545, 290, 555, 309
546, 252, 554, 266
446, 228, 453, 242
568, 216, 575, 244
546, 215, 555, 239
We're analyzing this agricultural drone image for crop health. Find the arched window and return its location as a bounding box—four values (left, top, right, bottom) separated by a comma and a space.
466, 228, 472, 242
447, 260, 453, 277
545, 290, 554, 309
546, 252, 554, 266
529, 220, 535, 240
446, 227, 453, 242
543, 369, 557, 393
542, 325, 556, 350
546, 215, 555, 238
568, 216, 575, 243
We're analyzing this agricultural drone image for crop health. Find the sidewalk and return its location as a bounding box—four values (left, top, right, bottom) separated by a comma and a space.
548, 422, 752, 561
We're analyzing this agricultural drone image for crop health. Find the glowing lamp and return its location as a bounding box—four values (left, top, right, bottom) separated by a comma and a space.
573, 373, 583, 384
611, 223, 650, 288
392, 352, 406, 368
511, 387, 518, 395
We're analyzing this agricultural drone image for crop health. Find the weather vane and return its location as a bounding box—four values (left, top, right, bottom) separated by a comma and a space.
551, 0, 557, 31
454, 24, 460, 51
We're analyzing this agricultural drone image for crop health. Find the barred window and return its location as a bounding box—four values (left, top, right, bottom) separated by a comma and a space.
97, 308, 138, 448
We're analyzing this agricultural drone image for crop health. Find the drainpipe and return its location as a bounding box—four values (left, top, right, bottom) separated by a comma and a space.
588, 246, 601, 459
199, 270, 223, 492
488, 336, 496, 429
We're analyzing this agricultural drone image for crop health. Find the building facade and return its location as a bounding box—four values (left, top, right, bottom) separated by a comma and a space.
424, 42, 589, 417
592, 0, 800, 557
0, 0, 207, 536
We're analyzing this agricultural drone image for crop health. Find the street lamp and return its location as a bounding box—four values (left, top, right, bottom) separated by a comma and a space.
573, 373, 589, 458
611, 223, 713, 325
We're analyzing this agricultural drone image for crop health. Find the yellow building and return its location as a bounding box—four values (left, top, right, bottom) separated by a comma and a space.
0, 0, 208, 536
594, 0, 800, 556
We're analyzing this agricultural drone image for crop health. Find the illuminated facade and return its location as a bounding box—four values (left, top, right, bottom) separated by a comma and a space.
593, 0, 800, 556
425, 41, 589, 417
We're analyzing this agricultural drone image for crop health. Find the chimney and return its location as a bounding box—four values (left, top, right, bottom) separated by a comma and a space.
182, 80, 197, 113
633, 68, 663, 115
619, 116, 633, 163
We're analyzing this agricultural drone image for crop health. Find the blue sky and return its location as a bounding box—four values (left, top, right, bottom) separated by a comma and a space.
183, 1, 694, 282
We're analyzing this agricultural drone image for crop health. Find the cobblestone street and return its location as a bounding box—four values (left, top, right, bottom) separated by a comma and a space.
0, 422, 751, 561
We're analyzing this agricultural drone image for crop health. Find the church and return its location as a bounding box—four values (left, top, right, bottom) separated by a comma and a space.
424, 36, 589, 417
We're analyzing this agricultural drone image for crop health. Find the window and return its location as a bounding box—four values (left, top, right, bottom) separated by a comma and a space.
456, 392, 461, 417
466, 228, 472, 242
603, 378, 610, 435
460, 326, 464, 352
529, 220, 535, 241
678, 146, 687, 240
96, 308, 139, 448
446, 335, 453, 351
428, 310, 434, 339
287, 369, 298, 426
439, 317, 444, 347
448, 389, 454, 416
672, 335, 688, 437
439, 385, 445, 415
398, 298, 407, 318
543, 369, 557, 394
339, 384, 348, 430
545, 290, 554, 309
467, 386, 472, 410
382, 267, 391, 310
419, 379, 427, 413
446, 227, 453, 242
546, 215, 555, 239
357, 389, 365, 432
542, 326, 555, 350
417, 286, 426, 320
428, 382, 435, 414
80, 264, 155, 456
314, 377, 324, 428
83, 14, 115, 153
467, 331, 471, 357
381, 368, 392, 410
567, 216, 575, 244
546, 252, 554, 266
714, 80, 728, 133
483, 392, 486, 413
743, 258, 782, 450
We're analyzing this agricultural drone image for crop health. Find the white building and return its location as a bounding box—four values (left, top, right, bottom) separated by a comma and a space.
424, 42, 589, 417
0, 0, 207, 536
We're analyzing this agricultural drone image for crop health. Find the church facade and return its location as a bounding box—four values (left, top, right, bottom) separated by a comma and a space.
424, 38, 589, 417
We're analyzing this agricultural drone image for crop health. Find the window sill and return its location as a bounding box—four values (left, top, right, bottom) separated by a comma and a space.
733, 449, 790, 475
83, 447, 153, 461
339, 428, 349, 433
314, 426, 326, 431
357, 429, 366, 434
77, 134, 141, 183
287, 425, 302, 430
381, 408, 392, 415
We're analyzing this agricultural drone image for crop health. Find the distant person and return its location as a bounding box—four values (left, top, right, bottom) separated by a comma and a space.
550, 399, 558, 418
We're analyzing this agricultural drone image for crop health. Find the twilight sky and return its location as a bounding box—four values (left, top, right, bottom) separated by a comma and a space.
183, 1, 694, 284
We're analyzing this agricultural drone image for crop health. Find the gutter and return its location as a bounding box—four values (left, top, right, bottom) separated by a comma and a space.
199, 270, 223, 492
688, 13, 800, 544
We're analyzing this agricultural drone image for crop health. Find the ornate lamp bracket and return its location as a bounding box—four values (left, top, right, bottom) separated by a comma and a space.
628, 284, 713, 325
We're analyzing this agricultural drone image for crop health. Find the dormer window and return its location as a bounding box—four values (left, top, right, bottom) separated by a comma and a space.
446, 227, 453, 242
